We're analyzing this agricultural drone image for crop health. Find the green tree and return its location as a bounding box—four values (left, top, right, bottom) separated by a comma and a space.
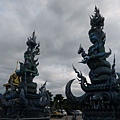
54, 94, 64, 112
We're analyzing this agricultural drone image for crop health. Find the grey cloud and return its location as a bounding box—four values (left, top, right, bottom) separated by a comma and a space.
0, 0, 120, 98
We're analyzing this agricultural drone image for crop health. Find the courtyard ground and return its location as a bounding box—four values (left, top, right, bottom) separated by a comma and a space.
51, 115, 82, 120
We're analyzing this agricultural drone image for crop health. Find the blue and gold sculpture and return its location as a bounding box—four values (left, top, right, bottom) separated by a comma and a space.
0, 32, 50, 119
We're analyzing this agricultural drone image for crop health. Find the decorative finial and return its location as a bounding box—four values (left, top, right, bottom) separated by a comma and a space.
90, 6, 104, 30
26, 31, 37, 50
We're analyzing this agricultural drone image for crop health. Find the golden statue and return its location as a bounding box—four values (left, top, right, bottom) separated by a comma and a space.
3, 61, 21, 91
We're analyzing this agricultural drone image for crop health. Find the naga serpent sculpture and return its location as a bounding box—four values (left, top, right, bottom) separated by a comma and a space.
66, 6, 120, 120
0, 32, 50, 119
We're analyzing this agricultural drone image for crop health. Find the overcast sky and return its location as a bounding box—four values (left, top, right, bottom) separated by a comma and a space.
0, 0, 120, 98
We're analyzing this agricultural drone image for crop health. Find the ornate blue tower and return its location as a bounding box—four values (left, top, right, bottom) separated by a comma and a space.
66, 7, 120, 120
0, 32, 50, 120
